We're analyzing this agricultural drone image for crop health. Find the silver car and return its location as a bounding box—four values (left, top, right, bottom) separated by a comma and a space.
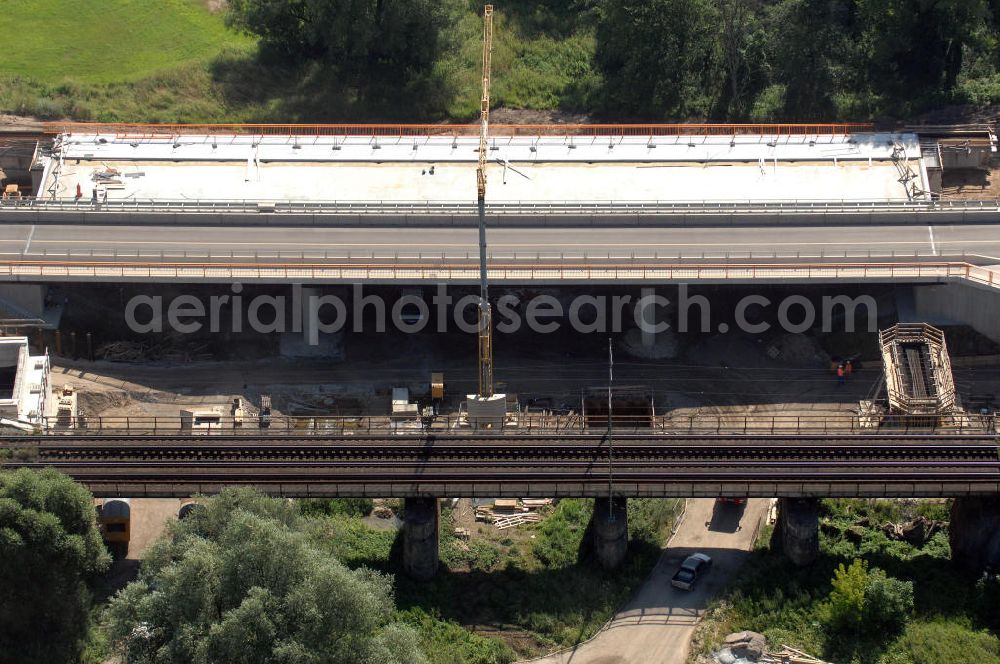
670, 552, 712, 590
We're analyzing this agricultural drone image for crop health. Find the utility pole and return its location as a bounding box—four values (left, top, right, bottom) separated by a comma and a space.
607, 335, 614, 520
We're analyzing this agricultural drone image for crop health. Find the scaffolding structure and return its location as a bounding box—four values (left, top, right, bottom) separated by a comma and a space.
879, 323, 956, 417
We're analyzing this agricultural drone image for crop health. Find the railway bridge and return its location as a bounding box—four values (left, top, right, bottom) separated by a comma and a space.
5, 421, 1000, 576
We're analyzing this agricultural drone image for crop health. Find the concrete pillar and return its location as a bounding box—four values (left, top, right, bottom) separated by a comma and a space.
950, 497, 1000, 571
592, 497, 628, 570
776, 498, 819, 566
640, 287, 656, 348
403, 497, 439, 580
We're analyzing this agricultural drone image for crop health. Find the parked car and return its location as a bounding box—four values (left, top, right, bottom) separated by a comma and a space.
717, 497, 747, 505
670, 552, 712, 591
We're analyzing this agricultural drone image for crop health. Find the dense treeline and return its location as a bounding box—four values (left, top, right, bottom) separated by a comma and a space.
227, 0, 1000, 122
5, 1, 1000, 124
0, 469, 110, 663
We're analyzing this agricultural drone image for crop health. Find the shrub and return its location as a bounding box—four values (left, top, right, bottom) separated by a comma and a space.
823, 559, 913, 640
826, 559, 868, 633
532, 499, 592, 568
889, 620, 1000, 664
864, 569, 913, 633
299, 497, 374, 518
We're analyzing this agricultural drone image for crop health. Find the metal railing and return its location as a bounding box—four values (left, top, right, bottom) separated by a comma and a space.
0, 259, 994, 287
9, 412, 997, 437
4, 197, 999, 216
44, 122, 876, 138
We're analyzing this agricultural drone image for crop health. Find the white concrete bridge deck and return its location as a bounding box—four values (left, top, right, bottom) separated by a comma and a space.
41, 130, 924, 204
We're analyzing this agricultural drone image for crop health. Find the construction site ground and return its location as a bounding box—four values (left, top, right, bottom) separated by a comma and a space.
940, 164, 1000, 199
52, 331, 1000, 430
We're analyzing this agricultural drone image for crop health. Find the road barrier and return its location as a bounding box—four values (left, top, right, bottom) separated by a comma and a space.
0, 258, 994, 286
3, 197, 997, 228
10, 412, 997, 437
44, 122, 876, 138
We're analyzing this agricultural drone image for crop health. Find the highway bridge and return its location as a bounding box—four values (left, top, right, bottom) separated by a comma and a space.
0, 222, 994, 285
6, 432, 998, 498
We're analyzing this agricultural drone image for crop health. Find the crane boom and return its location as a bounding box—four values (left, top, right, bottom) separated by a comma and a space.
477, 5, 492, 199
477, 4, 494, 398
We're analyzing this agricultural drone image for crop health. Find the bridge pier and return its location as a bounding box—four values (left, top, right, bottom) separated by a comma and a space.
402, 497, 439, 580
592, 497, 628, 570
775, 498, 819, 566
950, 497, 1000, 571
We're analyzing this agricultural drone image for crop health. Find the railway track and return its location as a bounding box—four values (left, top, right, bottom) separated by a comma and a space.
10, 434, 999, 497
33, 441, 1000, 463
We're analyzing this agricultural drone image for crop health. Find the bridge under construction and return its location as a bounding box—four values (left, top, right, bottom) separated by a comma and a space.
2, 120, 1000, 575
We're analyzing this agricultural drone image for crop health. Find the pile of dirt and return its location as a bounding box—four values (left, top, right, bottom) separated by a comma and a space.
686, 334, 770, 370
78, 390, 132, 416
765, 333, 830, 367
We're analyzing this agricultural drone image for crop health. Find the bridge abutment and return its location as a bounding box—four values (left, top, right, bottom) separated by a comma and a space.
775, 498, 819, 566
950, 497, 1000, 571
403, 497, 439, 580
592, 497, 628, 570
912, 283, 1000, 345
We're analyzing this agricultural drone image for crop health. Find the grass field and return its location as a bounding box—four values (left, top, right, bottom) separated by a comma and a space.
0, 0, 251, 84
0, 1, 594, 123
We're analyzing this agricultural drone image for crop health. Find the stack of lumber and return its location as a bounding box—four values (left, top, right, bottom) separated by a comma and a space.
474, 498, 554, 529
761, 645, 830, 664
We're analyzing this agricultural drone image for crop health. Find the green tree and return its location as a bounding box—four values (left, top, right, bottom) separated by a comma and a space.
226, 0, 320, 58
715, 0, 768, 119
854, 0, 988, 112
827, 558, 868, 633
824, 558, 913, 641
227, 0, 446, 88
762, 0, 853, 120
863, 568, 913, 633
594, 0, 722, 118
107, 488, 425, 664
0, 468, 111, 663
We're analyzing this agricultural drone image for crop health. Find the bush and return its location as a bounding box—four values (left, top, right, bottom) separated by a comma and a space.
823, 559, 913, 640
299, 497, 374, 518
826, 559, 868, 633
974, 574, 1000, 629
532, 499, 592, 568
864, 569, 914, 633
889, 620, 1000, 664
399, 607, 515, 664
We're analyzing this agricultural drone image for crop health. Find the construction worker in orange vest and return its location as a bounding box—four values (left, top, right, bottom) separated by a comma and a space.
845, 360, 854, 378
837, 364, 846, 385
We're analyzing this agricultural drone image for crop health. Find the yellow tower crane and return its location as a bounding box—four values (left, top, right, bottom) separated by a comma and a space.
476, 4, 494, 398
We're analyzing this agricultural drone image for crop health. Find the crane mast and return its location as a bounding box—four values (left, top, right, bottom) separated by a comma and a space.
476, 4, 494, 398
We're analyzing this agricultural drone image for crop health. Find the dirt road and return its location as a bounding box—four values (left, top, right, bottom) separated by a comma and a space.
524, 498, 769, 664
